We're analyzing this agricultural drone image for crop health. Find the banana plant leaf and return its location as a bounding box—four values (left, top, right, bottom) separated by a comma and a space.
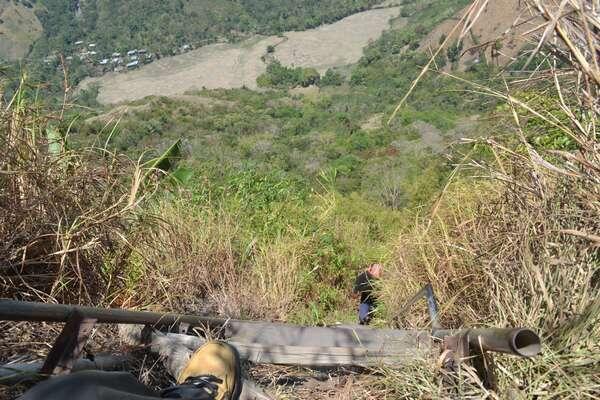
142, 139, 182, 182
46, 127, 64, 156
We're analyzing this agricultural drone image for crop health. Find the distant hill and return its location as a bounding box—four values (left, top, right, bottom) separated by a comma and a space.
0, 0, 42, 61
21, 0, 381, 61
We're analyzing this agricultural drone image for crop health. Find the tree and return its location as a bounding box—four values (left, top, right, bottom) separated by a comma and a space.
319, 68, 344, 87
300, 68, 320, 87
447, 40, 463, 63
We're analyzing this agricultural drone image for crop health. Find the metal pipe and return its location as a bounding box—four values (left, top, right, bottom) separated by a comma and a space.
1, 300, 542, 358
433, 328, 542, 357
0, 299, 226, 329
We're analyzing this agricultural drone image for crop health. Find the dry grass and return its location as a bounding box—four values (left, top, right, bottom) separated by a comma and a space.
0, 77, 154, 304
124, 199, 310, 321
382, 0, 599, 397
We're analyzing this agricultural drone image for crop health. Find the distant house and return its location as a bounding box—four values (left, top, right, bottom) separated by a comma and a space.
74, 40, 84, 46
112, 52, 121, 58
99, 59, 109, 65
181, 44, 192, 52
127, 49, 138, 57
126, 60, 140, 69
88, 43, 96, 48
129, 54, 139, 61
111, 57, 121, 65
138, 49, 147, 55
89, 51, 98, 56
66, 56, 73, 61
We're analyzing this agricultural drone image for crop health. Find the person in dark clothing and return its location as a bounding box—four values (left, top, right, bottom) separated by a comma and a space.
353, 263, 383, 325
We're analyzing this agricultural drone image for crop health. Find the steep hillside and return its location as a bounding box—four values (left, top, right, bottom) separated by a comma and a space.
3, 1, 598, 399
0, 0, 42, 61
71, 0, 481, 208
419, 0, 535, 69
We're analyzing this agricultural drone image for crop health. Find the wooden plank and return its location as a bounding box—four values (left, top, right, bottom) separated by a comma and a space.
40, 311, 96, 375
129, 329, 430, 367
232, 342, 425, 367
223, 321, 430, 355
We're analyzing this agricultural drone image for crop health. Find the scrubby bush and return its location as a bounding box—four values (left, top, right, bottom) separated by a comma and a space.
257, 61, 321, 88
319, 68, 344, 87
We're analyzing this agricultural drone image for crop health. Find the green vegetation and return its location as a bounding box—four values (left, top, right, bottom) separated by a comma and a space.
42, 0, 478, 322
257, 61, 321, 88
1, 0, 383, 96
27, 0, 380, 59
319, 69, 345, 87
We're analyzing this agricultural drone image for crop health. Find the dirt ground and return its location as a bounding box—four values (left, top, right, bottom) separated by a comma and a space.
80, 7, 400, 105
274, 8, 402, 73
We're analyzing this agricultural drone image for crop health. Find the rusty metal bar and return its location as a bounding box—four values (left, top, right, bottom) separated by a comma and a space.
0, 299, 225, 329
0, 300, 541, 359
433, 328, 542, 357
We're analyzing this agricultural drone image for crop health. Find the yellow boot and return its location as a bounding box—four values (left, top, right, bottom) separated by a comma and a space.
163, 341, 242, 400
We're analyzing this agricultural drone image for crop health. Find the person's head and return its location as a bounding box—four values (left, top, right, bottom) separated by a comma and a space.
367, 263, 383, 278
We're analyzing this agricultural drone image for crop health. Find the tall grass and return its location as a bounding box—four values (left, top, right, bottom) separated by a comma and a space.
380, 0, 599, 397
118, 185, 401, 323
0, 78, 152, 304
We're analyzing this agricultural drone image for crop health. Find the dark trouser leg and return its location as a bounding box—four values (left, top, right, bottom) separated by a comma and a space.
358, 302, 372, 325
21, 371, 160, 400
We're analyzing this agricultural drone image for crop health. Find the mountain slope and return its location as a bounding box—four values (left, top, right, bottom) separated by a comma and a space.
79, 7, 401, 104
0, 0, 42, 61
27, 0, 381, 60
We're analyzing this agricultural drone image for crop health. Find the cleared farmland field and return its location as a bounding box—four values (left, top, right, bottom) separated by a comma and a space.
81, 7, 400, 104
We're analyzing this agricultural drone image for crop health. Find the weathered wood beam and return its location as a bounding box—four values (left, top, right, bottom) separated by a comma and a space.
120, 325, 430, 368
223, 321, 431, 354
40, 311, 96, 375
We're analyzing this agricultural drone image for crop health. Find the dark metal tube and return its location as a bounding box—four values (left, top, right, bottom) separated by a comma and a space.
467, 328, 541, 357
433, 328, 542, 357
0, 299, 226, 329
